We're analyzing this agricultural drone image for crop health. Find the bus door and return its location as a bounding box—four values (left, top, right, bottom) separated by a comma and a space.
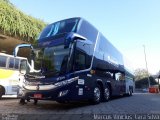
111, 73, 121, 96
73, 41, 91, 96
7, 58, 20, 95
115, 72, 126, 95
75, 40, 91, 70
112, 72, 125, 95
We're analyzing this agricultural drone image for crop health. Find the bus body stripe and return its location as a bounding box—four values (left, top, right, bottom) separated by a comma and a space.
0, 69, 15, 79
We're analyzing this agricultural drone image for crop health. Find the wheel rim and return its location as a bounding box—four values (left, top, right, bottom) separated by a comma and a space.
94, 87, 101, 102
104, 88, 110, 100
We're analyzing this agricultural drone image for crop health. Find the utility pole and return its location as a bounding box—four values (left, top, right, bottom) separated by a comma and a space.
143, 45, 150, 88
158, 74, 160, 90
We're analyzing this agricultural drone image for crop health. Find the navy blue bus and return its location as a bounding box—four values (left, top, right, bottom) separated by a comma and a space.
14, 17, 134, 104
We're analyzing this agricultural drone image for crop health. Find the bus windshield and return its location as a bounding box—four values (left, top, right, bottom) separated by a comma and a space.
39, 18, 79, 39
33, 45, 69, 76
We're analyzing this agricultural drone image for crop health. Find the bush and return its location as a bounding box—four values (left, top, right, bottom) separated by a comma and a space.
0, 0, 46, 43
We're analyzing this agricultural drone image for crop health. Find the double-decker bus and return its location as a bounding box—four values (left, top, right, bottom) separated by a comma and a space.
14, 17, 134, 104
0, 53, 30, 99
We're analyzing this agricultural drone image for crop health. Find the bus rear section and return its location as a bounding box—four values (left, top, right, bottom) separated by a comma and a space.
0, 53, 27, 99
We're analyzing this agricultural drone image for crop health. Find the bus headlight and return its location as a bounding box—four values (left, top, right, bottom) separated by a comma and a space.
54, 76, 79, 87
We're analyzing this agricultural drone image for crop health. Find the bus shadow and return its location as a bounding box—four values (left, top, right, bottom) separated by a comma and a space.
25, 95, 132, 110
110, 94, 130, 99
26, 100, 93, 110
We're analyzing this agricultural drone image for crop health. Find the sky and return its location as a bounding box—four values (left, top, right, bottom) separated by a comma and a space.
9, 0, 160, 74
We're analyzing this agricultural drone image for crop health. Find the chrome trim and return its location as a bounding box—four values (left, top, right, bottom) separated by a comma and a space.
24, 77, 79, 91
74, 68, 90, 74
25, 84, 56, 91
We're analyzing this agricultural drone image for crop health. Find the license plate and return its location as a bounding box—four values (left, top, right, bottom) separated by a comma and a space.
34, 94, 42, 98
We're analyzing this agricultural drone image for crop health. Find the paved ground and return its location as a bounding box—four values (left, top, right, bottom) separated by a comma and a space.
0, 93, 160, 120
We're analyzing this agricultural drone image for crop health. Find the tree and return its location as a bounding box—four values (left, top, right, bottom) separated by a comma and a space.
134, 69, 159, 88
0, 0, 46, 42
134, 68, 150, 81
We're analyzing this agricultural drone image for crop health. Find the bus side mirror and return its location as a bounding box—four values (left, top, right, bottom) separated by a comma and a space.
13, 44, 33, 57
64, 32, 87, 48
13, 44, 34, 70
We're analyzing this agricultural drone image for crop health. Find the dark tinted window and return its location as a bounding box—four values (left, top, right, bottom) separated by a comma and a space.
78, 20, 98, 42
75, 50, 86, 71
15, 59, 20, 69
39, 18, 79, 39
99, 34, 123, 65
0, 55, 7, 67
99, 35, 105, 51
9, 58, 14, 69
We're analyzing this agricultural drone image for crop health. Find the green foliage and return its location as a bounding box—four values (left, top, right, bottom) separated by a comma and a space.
0, 0, 46, 42
135, 76, 158, 88
134, 68, 150, 81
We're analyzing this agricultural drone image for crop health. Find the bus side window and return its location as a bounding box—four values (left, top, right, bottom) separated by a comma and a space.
14, 59, 20, 69
9, 57, 15, 69
115, 72, 125, 81
75, 50, 86, 71
0, 55, 7, 68
77, 20, 97, 42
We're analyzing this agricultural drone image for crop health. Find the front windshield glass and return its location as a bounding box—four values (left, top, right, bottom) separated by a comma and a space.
33, 45, 69, 76
39, 18, 79, 39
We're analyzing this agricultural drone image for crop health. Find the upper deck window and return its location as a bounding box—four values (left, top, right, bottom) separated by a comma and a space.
77, 20, 98, 42
39, 18, 79, 39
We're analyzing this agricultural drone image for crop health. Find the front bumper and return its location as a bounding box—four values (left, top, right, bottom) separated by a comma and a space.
19, 80, 91, 101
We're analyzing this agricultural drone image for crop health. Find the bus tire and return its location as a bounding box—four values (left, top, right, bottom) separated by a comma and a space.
0, 91, 2, 99
19, 98, 26, 105
103, 86, 111, 102
0, 86, 4, 99
91, 84, 101, 104
34, 99, 38, 105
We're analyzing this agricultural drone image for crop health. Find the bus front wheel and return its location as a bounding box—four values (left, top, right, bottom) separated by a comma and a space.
91, 84, 101, 104
34, 99, 38, 105
0, 86, 4, 99
0, 91, 2, 99
19, 98, 26, 105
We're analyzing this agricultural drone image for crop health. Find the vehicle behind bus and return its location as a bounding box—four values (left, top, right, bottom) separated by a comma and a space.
14, 17, 134, 104
0, 53, 28, 99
